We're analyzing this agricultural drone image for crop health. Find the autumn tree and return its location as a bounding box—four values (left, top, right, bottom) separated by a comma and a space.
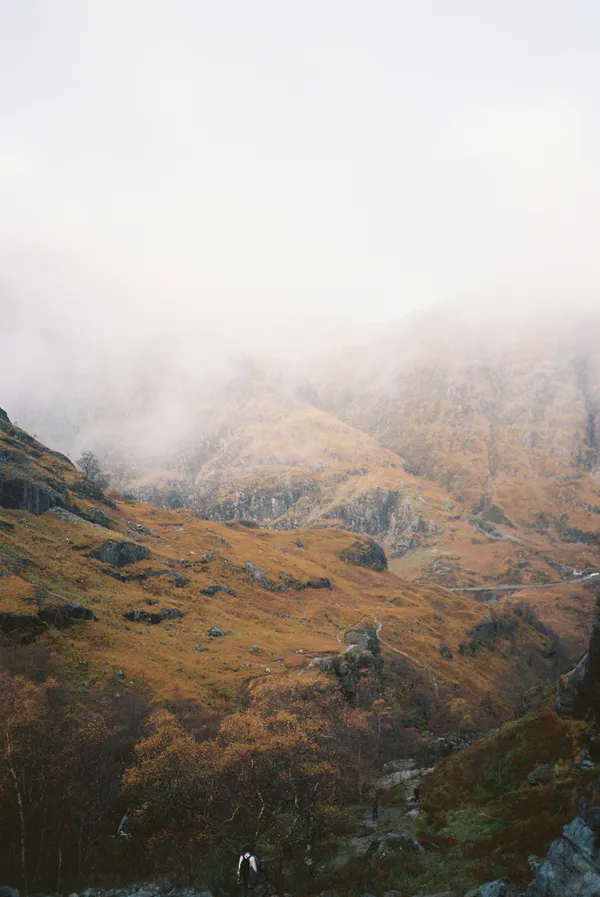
124, 671, 370, 893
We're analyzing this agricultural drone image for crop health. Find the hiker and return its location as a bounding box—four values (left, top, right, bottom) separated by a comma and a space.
238, 845, 259, 897
371, 791, 379, 822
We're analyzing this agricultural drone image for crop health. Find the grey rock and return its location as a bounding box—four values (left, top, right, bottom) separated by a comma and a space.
0, 475, 65, 515
526, 764, 554, 786
34, 594, 97, 628
201, 585, 236, 596
411, 892, 455, 897
465, 883, 517, 897
0, 407, 10, 423
88, 540, 151, 568
440, 642, 454, 660
0, 886, 19, 897
526, 817, 600, 896
344, 627, 381, 656
306, 576, 332, 589
207, 626, 226, 637
0, 610, 47, 643
340, 537, 388, 571
87, 508, 111, 528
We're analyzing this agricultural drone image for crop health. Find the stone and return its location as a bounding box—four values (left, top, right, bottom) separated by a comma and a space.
306, 577, 332, 589
0, 407, 10, 423
340, 537, 388, 571
525, 817, 600, 896
526, 764, 554, 786
88, 540, 151, 568
201, 585, 236, 596
440, 642, 454, 660
160, 608, 183, 620
35, 595, 97, 628
87, 508, 111, 528
465, 883, 517, 897
207, 626, 226, 637
173, 573, 189, 588
0, 475, 65, 514
344, 627, 381, 656
0, 888, 20, 897
249, 645, 261, 653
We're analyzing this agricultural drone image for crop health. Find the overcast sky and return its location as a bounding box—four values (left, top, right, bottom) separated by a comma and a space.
1, 0, 600, 327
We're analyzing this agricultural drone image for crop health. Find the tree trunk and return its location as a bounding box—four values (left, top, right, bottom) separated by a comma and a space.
6, 731, 28, 896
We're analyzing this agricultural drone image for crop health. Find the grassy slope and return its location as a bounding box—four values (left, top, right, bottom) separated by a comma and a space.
0, 418, 571, 727
419, 703, 594, 888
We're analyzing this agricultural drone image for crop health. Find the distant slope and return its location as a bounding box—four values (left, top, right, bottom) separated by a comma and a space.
0, 407, 577, 732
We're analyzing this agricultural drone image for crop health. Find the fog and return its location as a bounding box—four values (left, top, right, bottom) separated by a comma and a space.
1, 1, 600, 457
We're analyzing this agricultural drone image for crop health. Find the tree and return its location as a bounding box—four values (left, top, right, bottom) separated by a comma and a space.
124, 671, 370, 892
76, 451, 109, 491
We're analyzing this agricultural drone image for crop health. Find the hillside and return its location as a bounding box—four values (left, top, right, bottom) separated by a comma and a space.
0, 406, 577, 733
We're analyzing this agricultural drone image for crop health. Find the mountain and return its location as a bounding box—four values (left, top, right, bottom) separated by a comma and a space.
4, 305, 599, 656
0, 406, 575, 731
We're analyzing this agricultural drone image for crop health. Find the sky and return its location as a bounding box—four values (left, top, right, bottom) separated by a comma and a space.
1, 0, 600, 332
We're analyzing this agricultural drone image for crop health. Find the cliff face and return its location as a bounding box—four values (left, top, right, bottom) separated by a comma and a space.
557, 582, 600, 718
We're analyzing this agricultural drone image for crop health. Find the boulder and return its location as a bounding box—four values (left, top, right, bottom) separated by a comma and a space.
440, 642, 454, 660
34, 594, 97, 628
207, 626, 226, 637
124, 608, 183, 625
465, 883, 517, 897
306, 577, 332, 589
0, 407, 10, 423
340, 538, 388, 571
322, 829, 423, 873
526, 764, 554, 786
0, 611, 47, 643
201, 585, 236, 596
89, 540, 151, 568
86, 508, 112, 528
525, 816, 600, 896
0, 887, 19, 897
344, 627, 381, 656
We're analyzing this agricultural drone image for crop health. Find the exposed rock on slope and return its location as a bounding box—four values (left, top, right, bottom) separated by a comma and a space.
526, 816, 600, 897
557, 583, 600, 718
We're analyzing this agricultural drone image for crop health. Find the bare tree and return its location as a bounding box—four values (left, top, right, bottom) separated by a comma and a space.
76, 451, 109, 491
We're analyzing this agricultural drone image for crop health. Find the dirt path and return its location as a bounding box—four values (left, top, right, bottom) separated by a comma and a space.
448, 572, 599, 593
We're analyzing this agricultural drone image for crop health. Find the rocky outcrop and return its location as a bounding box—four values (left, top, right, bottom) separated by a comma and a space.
344, 627, 381, 657
557, 584, 600, 718
466, 883, 518, 897
0, 407, 10, 424
88, 540, 151, 567
0, 475, 65, 514
320, 829, 423, 875
376, 758, 433, 802
194, 482, 320, 523
0, 610, 47, 643
310, 626, 382, 696
525, 816, 600, 896
340, 538, 387, 571
124, 607, 183, 625
31, 593, 97, 628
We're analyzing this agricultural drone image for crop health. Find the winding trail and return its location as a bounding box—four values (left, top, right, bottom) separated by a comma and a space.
329, 573, 598, 699
447, 572, 599, 593
374, 616, 440, 698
